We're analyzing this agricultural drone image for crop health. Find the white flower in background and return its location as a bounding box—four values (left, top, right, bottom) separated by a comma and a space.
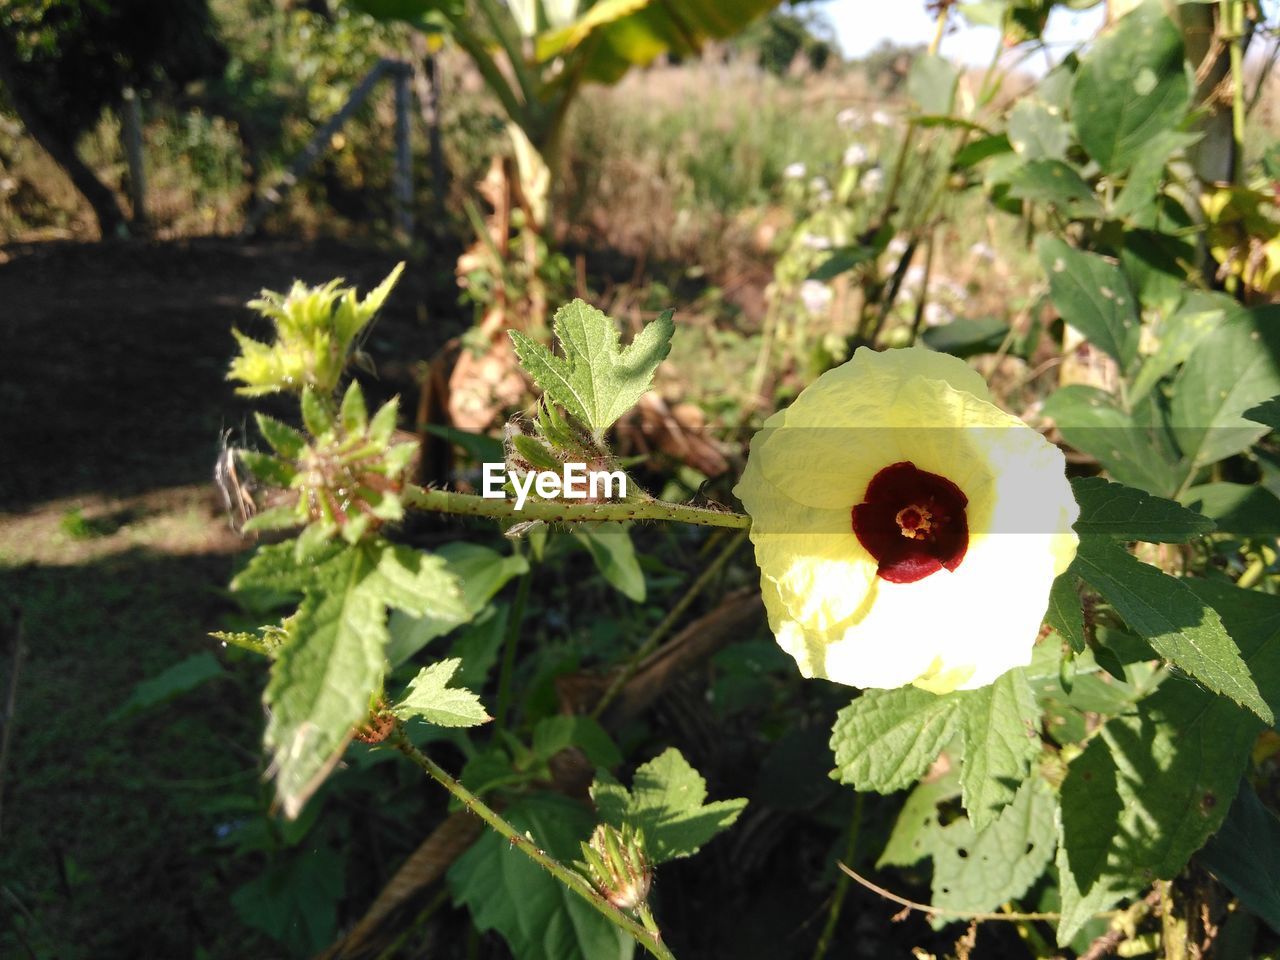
784, 162, 807, 180
923, 302, 953, 327
799, 279, 833, 315
809, 175, 830, 194
870, 109, 892, 127
860, 168, 885, 193
837, 107, 862, 129
800, 232, 833, 251
816, 189, 834, 204
968, 242, 997, 262
903, 265, 926, 294
886, 235, 909, 258
843, 143, 869, 167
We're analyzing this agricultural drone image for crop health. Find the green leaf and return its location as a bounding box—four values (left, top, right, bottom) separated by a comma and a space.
387, 543, 528, 666
570, 524, 645, 602
1042, 386, 1182, 497
1039, 237, 1140, 369
301, 386, 335, 437
1129, 291, 1239, 405
830, 687, 963, 793
256, 413, 307, 459
391, 658, 490, 727
1045, 573, 1087, 653
231, 847, 344, 956
264, 545, 388, 819
1183, 483, 1280, 536
934, 776, 1057, 915
1070, 1, 1190, 175
1199, 782, 1280, 935
1112, 130, 1200, 224
449, 793, 636, 960
959, 668, 1042, 832
881, 771, 1058, 916
1054, 580, 1279, 945
509, 300, 674, 440
808, 245, 878, 281
1170, 309, 1280, 474
1007, 98, 1070, 160
532, 715, 623, 769
920, 316, 1009, 358
423, 423, 506, 464
1072, 538, 1270, 723
1007, 159, 1103, 216
1244, 395, 1280, 432
591, 747, 747, 865
109, 652, 225, 722
1070, 476, 1215, 541
340, 380, 368, 433
907, 53, 959, 115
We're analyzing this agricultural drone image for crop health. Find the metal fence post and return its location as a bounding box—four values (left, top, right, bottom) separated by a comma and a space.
121, 87, 148, 228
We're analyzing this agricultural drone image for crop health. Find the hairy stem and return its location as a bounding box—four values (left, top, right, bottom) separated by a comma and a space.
390, 727, 677, 960
405, 485, 750, 529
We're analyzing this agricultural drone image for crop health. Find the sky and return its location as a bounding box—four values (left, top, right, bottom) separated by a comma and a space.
815, 0, 1280, 69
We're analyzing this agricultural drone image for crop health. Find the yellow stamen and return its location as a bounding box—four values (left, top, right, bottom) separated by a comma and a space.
895, 504, 933, 539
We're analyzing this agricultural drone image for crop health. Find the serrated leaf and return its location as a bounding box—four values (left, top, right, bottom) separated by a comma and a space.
1070, 476, 1215, 541
1040, 238, 1140, 369
933, 775, 1057, 915
880, 771, 1057, 916
1199, 782, 1280, 935
592, 747, 747, 865
301, 386, 335, 437
386, 543, 528, 666
265, 544, 388, 819
1043, 386, 1182, 497
1045, 573, 1086, 653
509, 300, 674, 440
570, 524, 645, 602
391, 658, 490, 727
1070, 1, 1190, 175
449, 793, 635, 960
1072, 538, 1270, 723
1055, 580, 1278, 944
1182, 483, 1280, 537
959, 668, 1041, 831
1170, 309, 1280, 474
366, 543, 468, 622
256, 413, 307, 459
831, 687, 963, 793
340, 380, 368, 433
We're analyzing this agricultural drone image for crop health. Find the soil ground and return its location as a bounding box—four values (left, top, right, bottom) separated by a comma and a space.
0, 237, 461, 957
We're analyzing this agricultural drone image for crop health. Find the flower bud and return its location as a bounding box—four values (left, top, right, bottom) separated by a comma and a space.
580, 824, 652, 911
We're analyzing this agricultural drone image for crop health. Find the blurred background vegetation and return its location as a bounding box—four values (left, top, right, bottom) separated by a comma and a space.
2, 0, 1279, 957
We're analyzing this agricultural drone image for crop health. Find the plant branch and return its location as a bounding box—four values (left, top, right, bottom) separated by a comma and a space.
390, 727, 677, 960
811, 795, 864, 960
495, 561, 532, 729
590, 529, 747, 720
404, 485, 750, 529
836, 862, 1068, 922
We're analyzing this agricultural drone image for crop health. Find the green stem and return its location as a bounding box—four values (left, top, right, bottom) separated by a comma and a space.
404, 485, 750, 530
495, 563, 532, 730
474, 0, 542, 127
1224, 0, 1247, 185
589, 529, 747, 721
442, 10, 529, 131
390, 728, 678, 960
811, 794, 864, 960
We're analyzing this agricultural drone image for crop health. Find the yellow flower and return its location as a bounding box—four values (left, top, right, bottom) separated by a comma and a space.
734, 347, 1078, 694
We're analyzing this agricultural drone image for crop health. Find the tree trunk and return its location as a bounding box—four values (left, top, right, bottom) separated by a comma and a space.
0, 37, 128, 238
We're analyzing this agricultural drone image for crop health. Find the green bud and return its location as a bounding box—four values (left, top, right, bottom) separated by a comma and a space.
579, 824, 651, 911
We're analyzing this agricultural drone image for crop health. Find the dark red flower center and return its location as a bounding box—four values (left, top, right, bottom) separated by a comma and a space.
851, 461, 969, 584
